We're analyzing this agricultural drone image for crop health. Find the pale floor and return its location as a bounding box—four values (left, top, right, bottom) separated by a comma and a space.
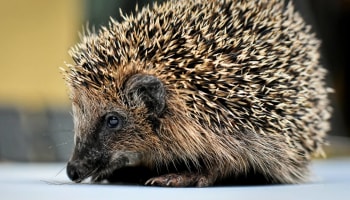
0, 158, 349, 200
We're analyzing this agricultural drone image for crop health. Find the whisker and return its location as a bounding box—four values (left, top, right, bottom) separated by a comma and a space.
55, 142, 70, 147
41, 180, 74, 185
55, 165, 67, 177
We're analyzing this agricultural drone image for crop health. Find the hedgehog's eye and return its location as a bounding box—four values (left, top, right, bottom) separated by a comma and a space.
105, 113, 122, 129
107, 116, 119, 128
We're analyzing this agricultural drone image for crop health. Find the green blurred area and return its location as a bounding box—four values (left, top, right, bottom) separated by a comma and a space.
0, 0, 349, 162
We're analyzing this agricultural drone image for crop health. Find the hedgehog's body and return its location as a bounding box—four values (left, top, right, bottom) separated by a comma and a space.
65, 0, 331, 186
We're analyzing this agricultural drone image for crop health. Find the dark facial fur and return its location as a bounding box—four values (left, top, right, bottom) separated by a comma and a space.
67, 74, 166, 182
64, 0, 332, 186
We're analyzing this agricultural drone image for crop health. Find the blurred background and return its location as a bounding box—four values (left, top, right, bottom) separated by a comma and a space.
0, 0, 349, 162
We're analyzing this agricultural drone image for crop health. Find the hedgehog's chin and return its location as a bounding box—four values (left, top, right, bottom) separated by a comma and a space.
90, 151, 143, 183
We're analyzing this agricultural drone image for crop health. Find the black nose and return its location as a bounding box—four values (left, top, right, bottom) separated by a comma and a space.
66, 161, 82, 182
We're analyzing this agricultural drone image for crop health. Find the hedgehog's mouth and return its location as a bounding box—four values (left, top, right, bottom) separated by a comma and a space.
66, 160, 117, 183
67, 151, 143, 183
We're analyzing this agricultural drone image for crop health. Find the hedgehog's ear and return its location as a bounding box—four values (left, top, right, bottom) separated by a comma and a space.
124, 74, 166, 116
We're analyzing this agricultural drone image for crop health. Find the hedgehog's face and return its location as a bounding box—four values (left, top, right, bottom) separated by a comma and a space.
66, 74, 166, 183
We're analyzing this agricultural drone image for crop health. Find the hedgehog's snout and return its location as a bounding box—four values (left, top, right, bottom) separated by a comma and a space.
66, 160, 85, 182
66, 144, 107, 183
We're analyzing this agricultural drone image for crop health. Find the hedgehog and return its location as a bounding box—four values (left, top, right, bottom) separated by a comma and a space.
63, 0, 332, 187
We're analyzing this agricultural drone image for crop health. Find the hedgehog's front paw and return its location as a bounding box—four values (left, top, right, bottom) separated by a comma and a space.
145, 173, 212, 187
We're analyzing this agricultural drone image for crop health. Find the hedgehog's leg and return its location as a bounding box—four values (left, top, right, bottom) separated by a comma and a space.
145, 173, 214, 187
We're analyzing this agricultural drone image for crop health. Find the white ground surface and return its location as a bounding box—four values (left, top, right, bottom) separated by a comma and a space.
1, 158, 349, 200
